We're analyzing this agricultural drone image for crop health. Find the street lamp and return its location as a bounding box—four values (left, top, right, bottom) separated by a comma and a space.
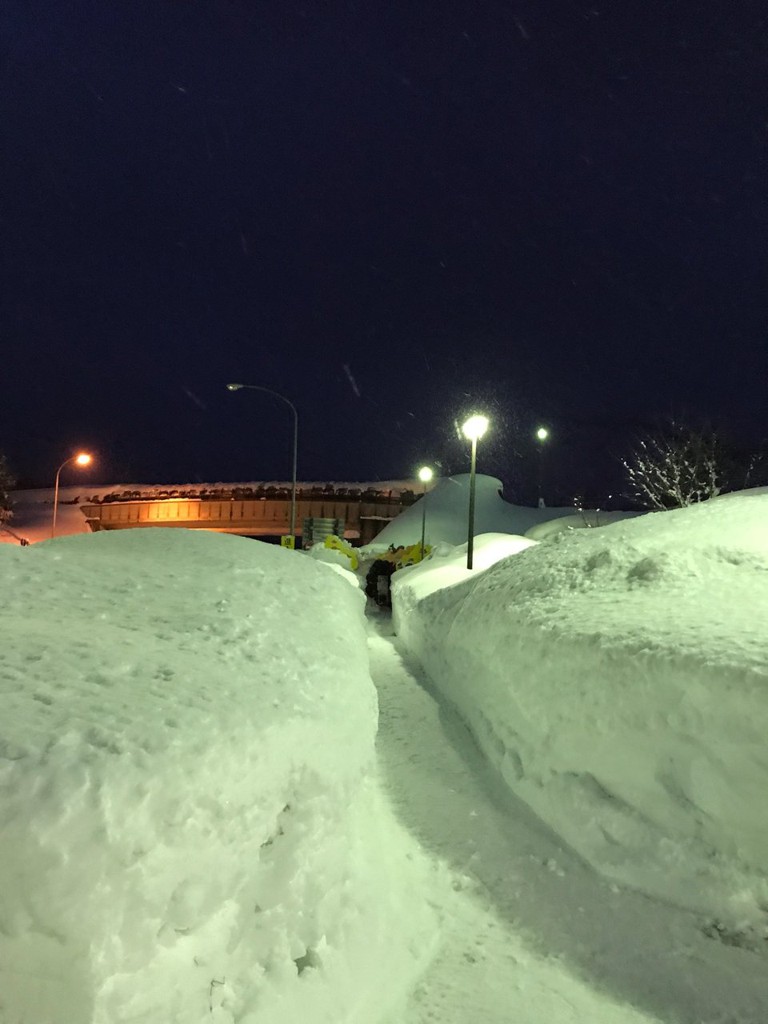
52, 452, 92, 538
535, 425, 550, 507
226, 383, 299, 547
461, 414, 489, 570
417, 465, 433, 561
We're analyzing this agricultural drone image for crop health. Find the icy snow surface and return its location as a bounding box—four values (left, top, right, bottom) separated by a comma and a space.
0, 529, 435, 1023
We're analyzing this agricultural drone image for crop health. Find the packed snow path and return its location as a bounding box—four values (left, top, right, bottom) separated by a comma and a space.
367, 612, 768, 1024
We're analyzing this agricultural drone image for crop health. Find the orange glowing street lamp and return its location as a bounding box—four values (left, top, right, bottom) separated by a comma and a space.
52, 452, 92, 538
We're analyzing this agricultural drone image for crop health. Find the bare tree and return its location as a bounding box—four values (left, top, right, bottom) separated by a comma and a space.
0, 453, 15, 524
622, 423, 723, 510
741, 441, 768, 491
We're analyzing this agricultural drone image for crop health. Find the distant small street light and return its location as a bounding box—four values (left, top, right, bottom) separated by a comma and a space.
227, 383, 299, 547
535, 425, 550, 507
417, 465, 434, 561
461, 414, 489, 570
52, 452, 92, 538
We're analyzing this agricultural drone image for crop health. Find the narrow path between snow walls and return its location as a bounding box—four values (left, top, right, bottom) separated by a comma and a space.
368, 612, 662, 1024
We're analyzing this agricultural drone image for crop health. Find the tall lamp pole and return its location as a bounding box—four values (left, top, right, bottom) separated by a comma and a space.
535, 425, 550, 507
52, 452, 92, 538
461, 414, 489, 570
536, 421, 552, 505
417, 465, 433, 561
226, 383, 299, 546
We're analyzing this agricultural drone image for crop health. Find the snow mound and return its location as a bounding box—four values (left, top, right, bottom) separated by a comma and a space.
372, 474, 575, 548
393, 494, 768, 925
392, 533, 538, 603
0, 529, 435, 1023
524, 509, 643, 541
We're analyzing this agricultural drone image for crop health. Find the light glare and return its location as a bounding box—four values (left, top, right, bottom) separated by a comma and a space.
536, 426, 549, 441
461, 414, 489, 441
75, 452, 92, 466
418, 466, 434, 483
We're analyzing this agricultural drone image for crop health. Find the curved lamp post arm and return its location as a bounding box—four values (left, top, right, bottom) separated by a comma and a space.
55, 456, 76, 480
52, 457, 74, 537
228, 383, 297, 419
52, 455, 92, 538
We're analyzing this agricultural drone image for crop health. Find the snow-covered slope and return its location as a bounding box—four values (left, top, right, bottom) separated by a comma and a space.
393, 493, 768, 934
524, 508, 643, 540
391, 533, 538, 601
0, 529, 435, 1023
370, 475, 575, 548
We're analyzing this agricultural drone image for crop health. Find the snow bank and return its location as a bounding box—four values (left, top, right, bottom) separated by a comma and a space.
0, 529, 434, 1023
391, 533, 538, 602
393, 494, 768, 928
524, 509, 643, 540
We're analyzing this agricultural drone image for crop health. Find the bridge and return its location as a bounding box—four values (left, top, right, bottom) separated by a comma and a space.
79, 483, 421, 545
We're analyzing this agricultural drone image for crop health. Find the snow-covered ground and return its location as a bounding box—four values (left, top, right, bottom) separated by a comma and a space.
0, 529, 436, 1023
4, 479, 768, 1022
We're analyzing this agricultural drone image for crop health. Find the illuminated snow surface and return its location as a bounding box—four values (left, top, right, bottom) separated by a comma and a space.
2, 481, 768, 1022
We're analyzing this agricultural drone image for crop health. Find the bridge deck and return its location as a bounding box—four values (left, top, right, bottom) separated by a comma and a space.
80, 496, 412, 543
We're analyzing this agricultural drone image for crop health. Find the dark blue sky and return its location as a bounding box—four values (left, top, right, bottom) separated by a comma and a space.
2, 2, 766, 502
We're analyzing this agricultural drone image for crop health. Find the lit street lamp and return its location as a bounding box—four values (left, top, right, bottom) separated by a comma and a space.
461, 414, 489, 570
535, 425, 550, 507
52, 452, 92, 538
417, 465, 434, 561
227, 383, 299, 547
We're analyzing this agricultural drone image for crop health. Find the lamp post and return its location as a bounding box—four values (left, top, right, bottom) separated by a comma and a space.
226, 383, 299, 547
52, 452, 92, 538
535, 425, 550, 508
417, 465, 433, 561
461, 414, 489, 570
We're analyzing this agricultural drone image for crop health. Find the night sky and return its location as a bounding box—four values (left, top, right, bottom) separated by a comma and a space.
3, 2, 766, 503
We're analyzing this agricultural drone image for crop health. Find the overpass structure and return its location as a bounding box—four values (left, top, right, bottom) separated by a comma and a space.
79, 484, 420, 545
